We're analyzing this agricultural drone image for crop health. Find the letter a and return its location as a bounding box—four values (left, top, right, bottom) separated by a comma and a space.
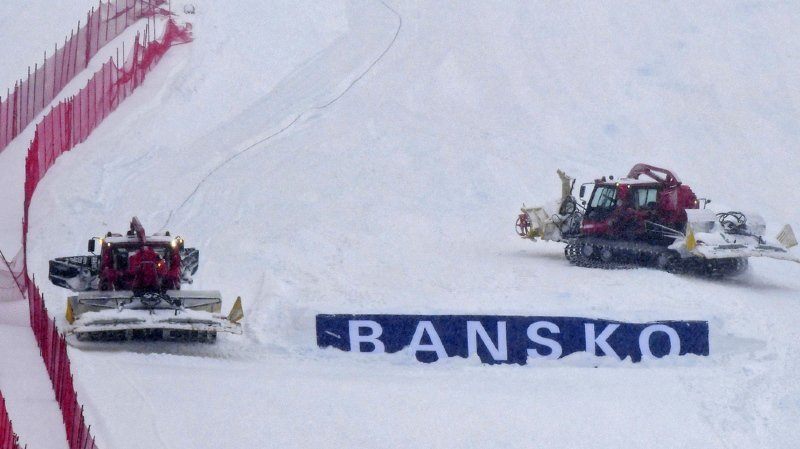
409, 321, 448, 360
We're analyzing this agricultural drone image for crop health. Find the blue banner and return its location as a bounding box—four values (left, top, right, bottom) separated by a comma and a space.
316, 314, 709, 364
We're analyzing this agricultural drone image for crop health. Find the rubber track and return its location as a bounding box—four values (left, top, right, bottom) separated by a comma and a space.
564, 237, 748, 277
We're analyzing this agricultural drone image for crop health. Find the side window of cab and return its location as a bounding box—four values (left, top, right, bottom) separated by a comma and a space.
633, 188, 658, 209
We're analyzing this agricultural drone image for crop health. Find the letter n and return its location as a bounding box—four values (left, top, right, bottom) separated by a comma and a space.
467, 321, 508, 361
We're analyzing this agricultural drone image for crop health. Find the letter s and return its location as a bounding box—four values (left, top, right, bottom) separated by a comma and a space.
527, 321, 562, 359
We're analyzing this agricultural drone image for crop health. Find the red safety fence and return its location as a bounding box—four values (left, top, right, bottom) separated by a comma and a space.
18, 16, 191, 449
0, 392, 22, 449
0, 0, 167, 153
27, 280, 96, 449
0, 252, 24, 449
23, 18, 192, 262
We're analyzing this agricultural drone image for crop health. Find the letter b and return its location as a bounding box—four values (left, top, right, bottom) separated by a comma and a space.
349, 320, 385, 353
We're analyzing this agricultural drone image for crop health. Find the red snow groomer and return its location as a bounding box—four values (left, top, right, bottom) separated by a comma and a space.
516, 164, 799, 276
48, 217, 243, 342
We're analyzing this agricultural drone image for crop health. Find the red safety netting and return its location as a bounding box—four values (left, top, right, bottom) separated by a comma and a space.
0, 0, 167, 153
24, 18, 192, 253
18, 16, 191, 449
28, 279, 96, 449
0, 392, 22, 449
0, 252, 23, 449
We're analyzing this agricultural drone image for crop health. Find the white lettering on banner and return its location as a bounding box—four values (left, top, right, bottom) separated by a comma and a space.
334, 317, 702, 362
639, 324, 680, 358
526, 321, 562, 359
467, 321, 508, 361
348, 320, 385, 353
408, 321, 448, 359
585, 323, 621, 360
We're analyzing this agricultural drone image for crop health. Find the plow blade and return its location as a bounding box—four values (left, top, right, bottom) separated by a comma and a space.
690, 240, 800, 262
67, 290, 243, 342
684, 210, 800, 263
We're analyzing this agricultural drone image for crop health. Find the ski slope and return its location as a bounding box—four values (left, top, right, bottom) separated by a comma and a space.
11, 0, 800, 447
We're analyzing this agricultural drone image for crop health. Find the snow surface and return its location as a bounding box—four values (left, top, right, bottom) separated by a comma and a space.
6, 0, 800, 448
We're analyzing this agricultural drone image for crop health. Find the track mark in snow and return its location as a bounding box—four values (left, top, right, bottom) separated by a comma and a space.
310, 1, 402, 110
160, 0, 403, 231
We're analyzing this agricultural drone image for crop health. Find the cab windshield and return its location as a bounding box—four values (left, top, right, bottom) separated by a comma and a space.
585, 185, 618, 220
109, 245, 170, 270
589, 186, 617, 209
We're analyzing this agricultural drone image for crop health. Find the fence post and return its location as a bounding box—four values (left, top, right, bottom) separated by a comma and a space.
32, 65, 39, 127
95, 1, 101, 56
52, 42, 58, 105
73, 22, 80, 79
24, 66, 30, 130
4, 88, 9, 146
75, 90, 81, 144
107, 0, 112, 45
84, 11, 92, 69
49, 103, 56, 166
11, 81, 17, 139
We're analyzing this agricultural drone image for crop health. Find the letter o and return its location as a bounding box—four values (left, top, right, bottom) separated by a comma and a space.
639, 324, 680, 358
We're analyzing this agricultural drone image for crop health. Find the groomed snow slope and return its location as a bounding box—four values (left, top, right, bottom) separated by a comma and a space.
19, 1, 800, 447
